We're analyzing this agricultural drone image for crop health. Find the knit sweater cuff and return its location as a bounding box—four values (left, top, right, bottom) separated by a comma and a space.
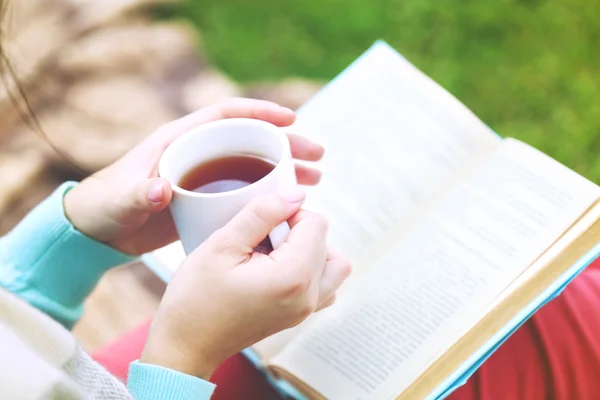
0, 182, 135, 328
128, 361, 216, 399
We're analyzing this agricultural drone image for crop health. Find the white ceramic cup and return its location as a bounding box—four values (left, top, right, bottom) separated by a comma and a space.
159, 118, 297, 255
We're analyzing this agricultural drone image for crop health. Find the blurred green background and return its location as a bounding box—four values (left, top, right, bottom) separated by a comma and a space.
161, 0, 600, 181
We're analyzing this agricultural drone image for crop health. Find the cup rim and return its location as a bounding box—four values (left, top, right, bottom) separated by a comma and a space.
159, 118, 291, 198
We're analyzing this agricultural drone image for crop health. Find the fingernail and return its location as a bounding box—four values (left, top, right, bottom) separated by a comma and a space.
280, 106, 295, 114
148, 181, 164, 203
309, 137, 325, 150
280, 186, 305, 203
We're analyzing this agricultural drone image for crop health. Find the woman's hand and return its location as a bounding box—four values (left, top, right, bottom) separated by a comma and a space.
140, 192, 352, 379
64, 98, 324, 255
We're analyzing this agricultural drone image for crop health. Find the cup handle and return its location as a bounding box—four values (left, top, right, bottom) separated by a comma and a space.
269, 221, 291, 249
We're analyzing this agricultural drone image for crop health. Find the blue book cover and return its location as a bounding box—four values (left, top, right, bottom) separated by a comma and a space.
143, 41, 600, 399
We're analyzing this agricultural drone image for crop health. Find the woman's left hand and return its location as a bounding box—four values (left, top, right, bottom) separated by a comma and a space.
64, 98, 324, 255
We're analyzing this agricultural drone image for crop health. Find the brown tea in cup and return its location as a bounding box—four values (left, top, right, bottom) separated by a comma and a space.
179, 154, 276, 194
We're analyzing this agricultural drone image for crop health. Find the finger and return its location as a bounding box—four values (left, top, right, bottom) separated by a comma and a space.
287, 134, 324, 161
272, 211, 329, 281
156, 98, 296, 144
295, 164, 322, 186
316, 250, 352, 307
326, 246, 346, 262
216, 98, 296, 126
213, 188, 305, 253
286, 209, 315, 228
119, 211, 179, 253
315, 294, 336, 312
131, 178, 172, 213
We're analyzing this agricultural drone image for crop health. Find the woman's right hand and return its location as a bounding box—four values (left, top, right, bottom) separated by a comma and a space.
140, 189, 352, 379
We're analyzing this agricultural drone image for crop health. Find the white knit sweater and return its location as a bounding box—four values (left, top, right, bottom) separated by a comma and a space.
0, 288, 132, 399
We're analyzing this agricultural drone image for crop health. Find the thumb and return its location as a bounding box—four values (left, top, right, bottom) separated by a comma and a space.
128, 178, 172, 213
216, 187, 305, 252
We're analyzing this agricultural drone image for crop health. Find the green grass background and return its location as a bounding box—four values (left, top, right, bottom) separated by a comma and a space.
161, 0, 600, 181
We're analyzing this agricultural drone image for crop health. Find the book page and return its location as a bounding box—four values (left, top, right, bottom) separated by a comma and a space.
399, 202, 600, 399
144, 241, 185, 277
479, 202, 600, 323
252, 42, 500, 361
269, 139, 599, 399
294, 41, 499, 265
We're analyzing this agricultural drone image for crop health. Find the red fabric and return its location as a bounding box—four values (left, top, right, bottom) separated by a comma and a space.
93, 322, 281, 399
448, 257, 600, 400
93, 258, 600, 399
93, 321, 150, 382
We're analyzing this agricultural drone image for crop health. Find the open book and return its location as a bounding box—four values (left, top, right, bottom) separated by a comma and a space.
142, 42, 600, 399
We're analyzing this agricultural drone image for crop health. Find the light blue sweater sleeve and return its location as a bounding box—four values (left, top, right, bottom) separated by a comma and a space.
0, 182, 134, 328
128, 361, 216, 399
0, 182, 216, 399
